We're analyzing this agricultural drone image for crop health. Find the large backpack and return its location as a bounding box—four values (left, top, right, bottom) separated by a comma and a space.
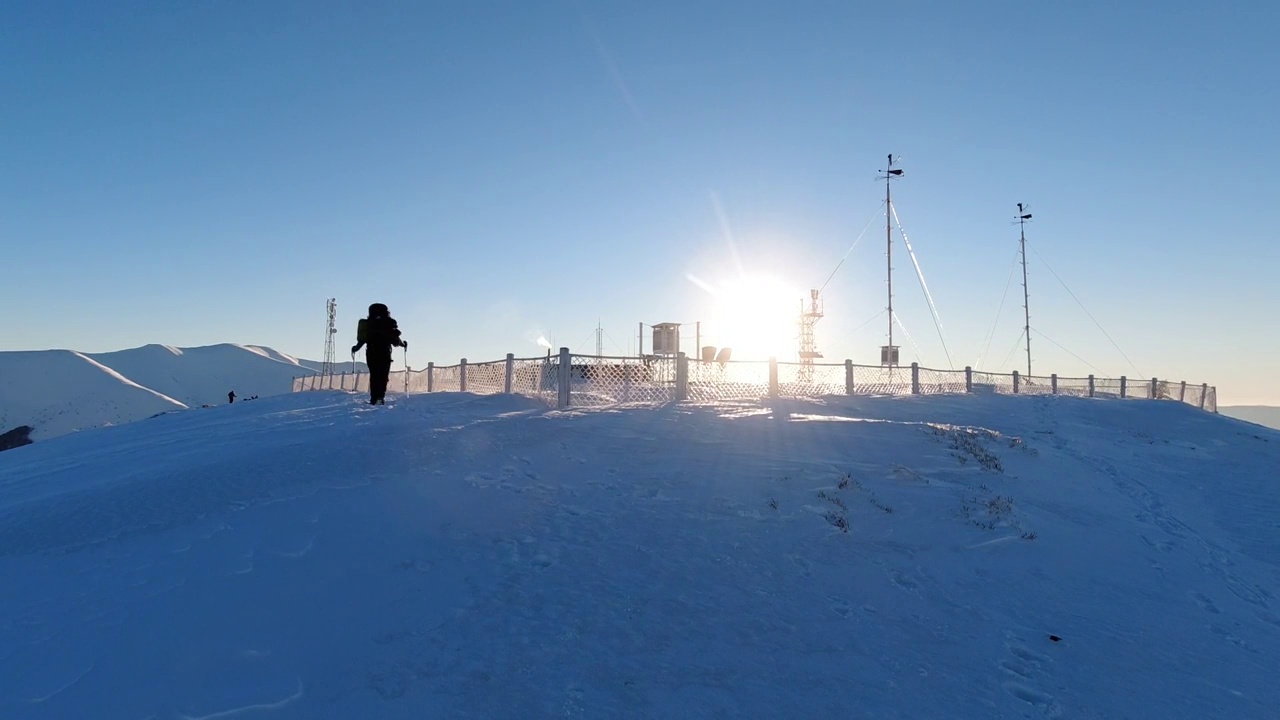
357, 316, 400, 347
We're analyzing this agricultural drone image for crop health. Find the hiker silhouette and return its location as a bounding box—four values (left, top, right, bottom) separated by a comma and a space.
351, 302, 406, 405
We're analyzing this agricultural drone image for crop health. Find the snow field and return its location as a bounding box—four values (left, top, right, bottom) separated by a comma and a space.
1, 391, 1277, 719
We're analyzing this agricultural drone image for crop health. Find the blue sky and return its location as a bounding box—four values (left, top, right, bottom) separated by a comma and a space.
3, 1, 1277, 403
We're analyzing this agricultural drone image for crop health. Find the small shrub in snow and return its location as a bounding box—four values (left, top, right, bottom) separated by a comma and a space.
818, 490, 847, 511
987, 496, 1014, 517
927, 424, 1005, 472
818, 489, 849, 532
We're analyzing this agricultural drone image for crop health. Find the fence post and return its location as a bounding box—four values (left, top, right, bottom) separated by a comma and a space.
427, 362, 435, 392
676, 352, 689, 401
964, 366, 973, 392
1051, 373, 1058, 394
1151, 377, 1158, 399
558, 347, 571, 408
504, 354, 514, 393
1088, 375, 1095, 397
460, 359, 468, 393
1199, 383, 1207, 410
911, 362, 920, 394
1179, 381, 1186, 402
1120, 376, 1127, 398
845, 359, 854, 395
1012, 371, 1020, 394
768, 357, 779, 398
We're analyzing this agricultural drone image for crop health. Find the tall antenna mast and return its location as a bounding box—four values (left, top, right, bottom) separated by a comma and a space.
595, 319, 603, 357
878, 154, 904, 367
321, 298, 338, 377
1017, 203, 1033, 377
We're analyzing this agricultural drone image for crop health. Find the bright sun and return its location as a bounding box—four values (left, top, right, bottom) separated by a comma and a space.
704, 275, 801, 361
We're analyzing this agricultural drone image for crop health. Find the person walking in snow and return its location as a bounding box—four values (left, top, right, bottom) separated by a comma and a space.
351, 302, 407, 405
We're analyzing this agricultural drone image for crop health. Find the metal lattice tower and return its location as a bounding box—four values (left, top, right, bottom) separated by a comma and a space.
320, 298, 338, 377
798, 288, 824, 381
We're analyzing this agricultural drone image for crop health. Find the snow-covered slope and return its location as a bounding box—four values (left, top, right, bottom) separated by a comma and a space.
85, 343, 324, 408
239, 344, 326, 373
1, 392, 1277, 719
0, 350, 187, 440
0, 343, 355, 443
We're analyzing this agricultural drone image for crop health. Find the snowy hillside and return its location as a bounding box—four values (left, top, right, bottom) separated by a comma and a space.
1, 392, 1277, 719
85, 343, 334, 408
0, 343, 355, 443
0, 350, 187, 440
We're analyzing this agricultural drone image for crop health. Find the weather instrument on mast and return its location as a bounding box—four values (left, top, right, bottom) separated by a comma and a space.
878, 154, 904, 367
1016, 203, 1034, 377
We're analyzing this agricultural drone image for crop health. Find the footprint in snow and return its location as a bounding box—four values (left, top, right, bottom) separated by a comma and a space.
1210, 624, 1256, 653
788, 555, 812, 577
829, 596, 852, 617
1138, 534, 1173, 552
1188, 591, 1221, 614
999, 658, 1034, 681
998, 632, 1063, 715
1002, 681, 1062, 717
888, 569, 920, 593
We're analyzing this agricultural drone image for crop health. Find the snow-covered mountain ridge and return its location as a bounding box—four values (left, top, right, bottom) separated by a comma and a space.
0, 343, 352, 442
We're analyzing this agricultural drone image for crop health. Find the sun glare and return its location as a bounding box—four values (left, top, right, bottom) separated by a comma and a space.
706, 275, 801, 361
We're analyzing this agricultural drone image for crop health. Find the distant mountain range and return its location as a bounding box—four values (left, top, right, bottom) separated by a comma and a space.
1220, 406, 1280, 431
0, 343, 363, 448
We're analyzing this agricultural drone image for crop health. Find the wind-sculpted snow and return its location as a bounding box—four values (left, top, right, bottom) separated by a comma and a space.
0, 391, 1277, 718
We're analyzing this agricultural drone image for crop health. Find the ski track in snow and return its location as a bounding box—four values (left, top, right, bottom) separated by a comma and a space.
0, 391, 1278, 718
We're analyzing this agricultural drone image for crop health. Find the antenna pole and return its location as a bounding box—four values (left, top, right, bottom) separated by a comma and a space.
1017, 203, 1033, 377
886, 156, 893, 350
596, 319, 603, 357
877, 155, 904, 367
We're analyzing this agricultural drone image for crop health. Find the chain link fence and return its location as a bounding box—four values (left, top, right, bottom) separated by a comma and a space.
294, 351, 1218, 413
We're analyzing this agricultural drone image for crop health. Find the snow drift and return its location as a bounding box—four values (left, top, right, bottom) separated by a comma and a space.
0, 391, 1276, 719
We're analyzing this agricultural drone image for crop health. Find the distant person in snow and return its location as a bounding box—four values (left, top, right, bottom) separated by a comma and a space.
228, 390, 235, 404
352, 302, 407, 405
